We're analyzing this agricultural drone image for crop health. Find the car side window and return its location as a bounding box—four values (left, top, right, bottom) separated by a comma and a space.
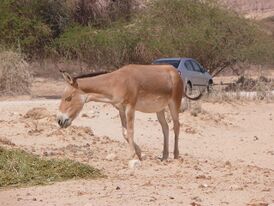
191, 61, 202, 72
184, 61, 194, 71
154, 60, 180, 68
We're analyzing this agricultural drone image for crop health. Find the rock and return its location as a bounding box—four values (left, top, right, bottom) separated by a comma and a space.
261, 188, 271, 192
128, 159, 141, 169
84, 203, 94, 206
253, 136, 259, 141
196, 175, 207, 179
81, 113, 89, 118
142, 181, 152, 186
105, 153, 117, 161
224, 161, 232, 167
246, 199, 269, 206
267, 151, 274, 155
77, 191, 86, 196
230, 184, 243, 191
199, 183, 209, 188
191, 202, 201, 206
191, 196, 202, 202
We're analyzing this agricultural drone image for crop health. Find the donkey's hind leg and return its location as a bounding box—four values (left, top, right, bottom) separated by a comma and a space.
168, 101, 180, 159
156, 110, 169, 160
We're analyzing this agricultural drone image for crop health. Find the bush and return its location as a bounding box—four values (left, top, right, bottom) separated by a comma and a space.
34, 0, 71, 38
1, 0, 274, 73
135, 0, 274, 74
0, 0, 70, 57
54, 0, 274, 73
225, 76, 274, 92
72, 0, 137, 27
54, 24, 140, 69
0, 50, 32, 95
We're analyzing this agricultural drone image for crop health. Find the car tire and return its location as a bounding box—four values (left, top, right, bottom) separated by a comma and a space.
207, 80, 213, 93
186, 82, 192, 95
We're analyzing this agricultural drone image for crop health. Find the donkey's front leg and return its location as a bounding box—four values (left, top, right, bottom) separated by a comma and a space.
119, 109, 142, 160
125, 105, 142, 160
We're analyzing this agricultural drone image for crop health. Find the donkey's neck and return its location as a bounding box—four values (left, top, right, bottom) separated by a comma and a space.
77, 73, 113, 96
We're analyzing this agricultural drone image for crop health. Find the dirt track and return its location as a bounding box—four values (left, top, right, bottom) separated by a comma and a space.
0, 99, 273, 206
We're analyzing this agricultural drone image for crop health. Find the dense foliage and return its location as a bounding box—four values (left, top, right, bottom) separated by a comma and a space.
0, 0, 273, 73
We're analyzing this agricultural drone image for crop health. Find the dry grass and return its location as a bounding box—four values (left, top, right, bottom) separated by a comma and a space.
0, 147, 103, 188
189, 102, 205, 117
179, 75, 274, 112
225, 75, 274, 92
205, 75, 274, 102
0, 51, 32, 95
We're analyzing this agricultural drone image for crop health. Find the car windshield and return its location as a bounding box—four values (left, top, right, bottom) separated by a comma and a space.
153, 60, 180, 68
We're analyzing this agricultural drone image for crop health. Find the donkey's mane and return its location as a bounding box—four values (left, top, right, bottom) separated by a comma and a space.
75, 71, 109, 79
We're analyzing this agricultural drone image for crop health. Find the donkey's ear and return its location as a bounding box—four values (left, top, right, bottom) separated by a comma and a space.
59, 70, 75, 85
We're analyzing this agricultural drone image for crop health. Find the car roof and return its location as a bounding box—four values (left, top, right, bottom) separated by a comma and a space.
153, 57, 194, 62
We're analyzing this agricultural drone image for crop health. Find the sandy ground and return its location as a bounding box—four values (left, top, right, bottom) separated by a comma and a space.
0, 79, 274, 206
0, 99, 273, 206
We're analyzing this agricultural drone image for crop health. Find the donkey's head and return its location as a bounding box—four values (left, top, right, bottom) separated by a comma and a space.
57, 71, 86, 128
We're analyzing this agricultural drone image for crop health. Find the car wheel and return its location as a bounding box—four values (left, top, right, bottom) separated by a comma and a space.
186, 82, 192, 95
207, 81, 213, 93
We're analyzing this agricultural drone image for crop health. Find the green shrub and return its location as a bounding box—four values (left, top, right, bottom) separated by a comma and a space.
53, 0, 274, 73
1, 0, 274, 73
35, 0, 71, 38
0, 0, 70, 56
136, 0, 274, 74
55, 23, 140, 69
72, 0, 136, 27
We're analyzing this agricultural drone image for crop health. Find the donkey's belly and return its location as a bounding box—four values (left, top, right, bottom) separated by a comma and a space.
135, 94, 169, 113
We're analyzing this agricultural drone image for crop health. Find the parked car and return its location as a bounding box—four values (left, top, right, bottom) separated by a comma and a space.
153, 58, 213, 93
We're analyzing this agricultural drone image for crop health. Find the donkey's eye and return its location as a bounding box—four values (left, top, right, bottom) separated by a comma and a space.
65, 96, 72, 102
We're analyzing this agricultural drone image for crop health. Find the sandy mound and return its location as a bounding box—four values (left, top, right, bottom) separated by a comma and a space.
21, 107, 94, 139
48, 126, 94, 137
0, 136, 15, 146
24, 107, 52, 120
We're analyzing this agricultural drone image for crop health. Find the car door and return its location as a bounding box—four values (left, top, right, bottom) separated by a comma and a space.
184, 60, 200, 86
190, 60, 207, 86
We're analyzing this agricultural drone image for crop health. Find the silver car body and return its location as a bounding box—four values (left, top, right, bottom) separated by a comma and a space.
153, 58, 213, 91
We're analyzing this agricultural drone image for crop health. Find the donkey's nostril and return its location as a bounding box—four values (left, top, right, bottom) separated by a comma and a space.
58, 119, 62, 127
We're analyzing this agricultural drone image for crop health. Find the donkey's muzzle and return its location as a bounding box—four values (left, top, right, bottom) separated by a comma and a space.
57, 115, 71, 128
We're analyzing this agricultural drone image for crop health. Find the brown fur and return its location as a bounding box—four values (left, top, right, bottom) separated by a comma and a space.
58, 64, 185, 160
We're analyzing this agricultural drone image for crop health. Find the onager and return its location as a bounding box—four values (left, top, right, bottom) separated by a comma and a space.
57, 64, 201, 163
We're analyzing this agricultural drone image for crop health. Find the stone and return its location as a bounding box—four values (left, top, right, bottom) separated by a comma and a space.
105, 153, 117, 161
128, 159, 141, 169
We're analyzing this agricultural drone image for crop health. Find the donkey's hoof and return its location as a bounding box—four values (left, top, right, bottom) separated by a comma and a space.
128, 159, 141, 169
157, 155, 168, 161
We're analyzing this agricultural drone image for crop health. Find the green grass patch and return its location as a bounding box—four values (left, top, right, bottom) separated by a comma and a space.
0, 147, 103, 188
